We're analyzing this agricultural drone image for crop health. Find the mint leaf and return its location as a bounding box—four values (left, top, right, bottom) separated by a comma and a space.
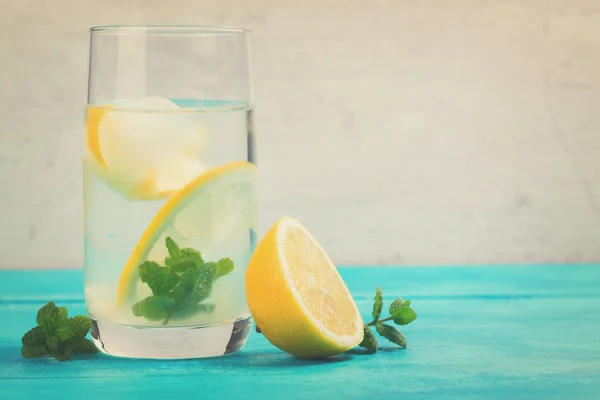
193, 263, 216, 298
50, 343, 74, 362
165, 244, 203, 267
372, 287, 383, 322
358, 325, 378, 354
165, 237, 181, 260
169, 269, 199, 304
36, 301, 61, 333
171, 258, 198, 273
375, 323, 407, 349
46, 335, 59, 351
138, 261, 162, 285
215, 258, 235, 279
202, 262, 217, 276
391, 306, 417, 326
139, 260, 161, 276
21, 345, 47, 358
185, 285, 213, 309
139, 261, 180, 295
158, 270, 180, 293
180, 248, 204, 265
134, 238, 226, 324
22, 304, 95, 361
388, 297, 416, 325
166, 263, 215, 324
389, 297, 403, 314
171, 263, 215, 303
199, 262, 216, 283
155, 268, 179, 295
56, 321, 74, 341
69, 316, 92, 339
22, 326, 46, 346
72, 338, 98, 354
165, 256, 175, 268
132, 295, 176, 321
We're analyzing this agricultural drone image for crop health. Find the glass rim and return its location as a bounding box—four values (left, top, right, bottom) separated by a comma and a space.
90, 24, 251, 35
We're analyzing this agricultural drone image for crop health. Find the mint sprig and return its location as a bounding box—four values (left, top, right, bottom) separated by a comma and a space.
359, 287, 417, 353
21, 302, 98, 361
132, 236, 235, 324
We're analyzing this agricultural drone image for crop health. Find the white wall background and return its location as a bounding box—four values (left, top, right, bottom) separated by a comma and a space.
1, 0, 600, 268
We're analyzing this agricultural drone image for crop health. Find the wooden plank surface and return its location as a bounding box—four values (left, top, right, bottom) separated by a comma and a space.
1, 266, 599, 399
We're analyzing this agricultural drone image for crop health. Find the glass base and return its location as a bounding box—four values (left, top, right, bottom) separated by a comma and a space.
90, 316, 253, 359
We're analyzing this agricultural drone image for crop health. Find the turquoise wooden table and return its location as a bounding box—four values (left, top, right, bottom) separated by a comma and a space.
1, 266, 599, 399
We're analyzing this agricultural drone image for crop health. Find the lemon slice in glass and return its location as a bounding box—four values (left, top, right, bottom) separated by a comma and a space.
117, 161, 257, 305
84, 97, 208, 200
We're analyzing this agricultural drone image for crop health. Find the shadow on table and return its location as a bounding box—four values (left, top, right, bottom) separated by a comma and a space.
221, 346, 406, 368
220, 352, 353, 368
348, 346, 407, 355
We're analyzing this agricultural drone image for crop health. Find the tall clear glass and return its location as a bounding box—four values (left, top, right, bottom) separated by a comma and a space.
83, 25, 256, 359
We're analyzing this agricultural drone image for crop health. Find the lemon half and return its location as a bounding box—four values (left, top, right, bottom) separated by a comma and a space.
246, 217, 363, 358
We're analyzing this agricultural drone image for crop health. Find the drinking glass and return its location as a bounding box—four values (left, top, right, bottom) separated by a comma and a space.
83, 25, 256, 358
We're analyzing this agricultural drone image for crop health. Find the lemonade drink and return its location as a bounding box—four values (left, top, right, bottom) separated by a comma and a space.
85, 25, 254, 358
83, 96, 256, 358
